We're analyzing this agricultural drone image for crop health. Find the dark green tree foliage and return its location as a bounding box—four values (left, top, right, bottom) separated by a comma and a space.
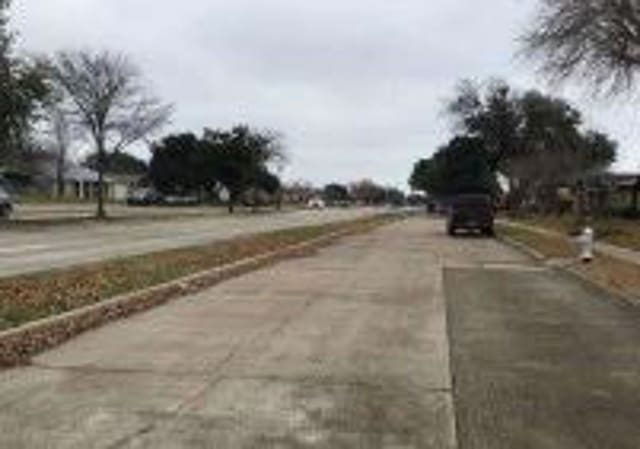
447, 79, 521, 171
255, 169, 281, 195
349, 179, 388, 205
410, 137, 498, 198
0, 0, 49, 168
437, 79, 618, 211
203, 126, 283, 213
409, 159, 439, 194
384, 188, 406, 206
323, 183, 350, 203
84, 150, 148, 175
447, 80, 617, 176
509, 91, 616, 210
150, 133, 202, 194
149, 126, 284, 213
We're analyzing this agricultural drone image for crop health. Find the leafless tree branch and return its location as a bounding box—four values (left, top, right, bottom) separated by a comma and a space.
48, 50, 172, 217
522, 0, 640, 95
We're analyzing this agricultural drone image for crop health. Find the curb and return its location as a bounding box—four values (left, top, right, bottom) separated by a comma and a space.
560, 263, 640, 308
496, 234, 546, 262
0, 225, 377, 368
498, 233, 640, 308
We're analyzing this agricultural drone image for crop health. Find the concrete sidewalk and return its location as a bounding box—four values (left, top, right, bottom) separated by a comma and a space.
0, 218, 463, 448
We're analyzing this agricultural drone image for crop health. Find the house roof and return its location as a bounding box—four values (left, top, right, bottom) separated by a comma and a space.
63, 165, 101, 183
604, 172, 639, 188
37, 160, 115, 183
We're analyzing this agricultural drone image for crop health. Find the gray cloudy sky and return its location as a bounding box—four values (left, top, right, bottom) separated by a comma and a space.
11, 0, 640, 188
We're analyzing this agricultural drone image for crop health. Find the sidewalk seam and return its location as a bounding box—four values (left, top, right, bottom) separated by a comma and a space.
437, 258, 461, 449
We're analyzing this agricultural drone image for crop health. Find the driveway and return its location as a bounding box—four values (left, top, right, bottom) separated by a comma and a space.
1, 218, 639, 448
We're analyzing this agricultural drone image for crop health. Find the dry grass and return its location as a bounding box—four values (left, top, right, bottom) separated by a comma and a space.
497, 223, 575, 259
577, 255, 640, 301
516, 215, 640, 251
0, 215, 397, 331
498, 223, 640, 302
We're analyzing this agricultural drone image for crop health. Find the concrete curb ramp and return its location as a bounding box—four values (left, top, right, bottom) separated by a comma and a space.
0, 229, 359, 368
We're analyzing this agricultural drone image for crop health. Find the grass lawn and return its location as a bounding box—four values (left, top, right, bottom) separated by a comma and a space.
0, 214, 397, 331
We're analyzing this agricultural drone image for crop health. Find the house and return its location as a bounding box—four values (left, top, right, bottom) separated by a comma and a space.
579, 171, 640, 215
35, 161, 140, 202
104, 174, 143, 202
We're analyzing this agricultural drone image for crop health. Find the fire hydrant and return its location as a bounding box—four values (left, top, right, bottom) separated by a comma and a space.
577, 227, 594, 263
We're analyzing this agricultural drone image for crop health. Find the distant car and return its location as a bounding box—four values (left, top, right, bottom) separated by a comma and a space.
127, 188, 163, 206
447, 194, 495, 236
307, 197, 326, 210
0, 185, 13, 219
162, 194, 200, 206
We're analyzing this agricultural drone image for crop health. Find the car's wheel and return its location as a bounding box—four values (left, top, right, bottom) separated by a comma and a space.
448, 226, 456, 236
485, 227, 495, 237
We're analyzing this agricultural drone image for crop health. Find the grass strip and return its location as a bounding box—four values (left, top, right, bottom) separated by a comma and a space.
511, 215, 640, 252
497, 223, 640, 302
496, 223, 575, 259
0, 214, 397, 331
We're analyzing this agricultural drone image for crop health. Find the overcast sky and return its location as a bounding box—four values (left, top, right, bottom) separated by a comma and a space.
11, 0, 640, 189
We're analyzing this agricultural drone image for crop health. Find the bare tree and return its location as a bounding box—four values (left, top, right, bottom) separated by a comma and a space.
42, 92, 73, 198
49, 50, 172, 218
522, 0, 640, 94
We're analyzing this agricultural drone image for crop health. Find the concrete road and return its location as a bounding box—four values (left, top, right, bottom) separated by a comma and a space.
446, 262, 640, 449
1, 218, 639, 448
11, 203, 217, 221
0, 217, 460, 448
0, 208, 378, 278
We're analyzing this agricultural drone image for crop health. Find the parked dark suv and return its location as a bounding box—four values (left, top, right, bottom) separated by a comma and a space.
447, 194, 495, 236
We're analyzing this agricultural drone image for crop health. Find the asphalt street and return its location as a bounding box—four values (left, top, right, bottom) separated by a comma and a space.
0, 218, 638, 448
446, 265, 640, 449
0, 208, 377, 278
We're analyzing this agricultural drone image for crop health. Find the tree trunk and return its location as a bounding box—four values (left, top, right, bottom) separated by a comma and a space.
56, 151, 65, 198
53, 110, 68, 199
56, 171, 65, 198
96, 138, 106, 219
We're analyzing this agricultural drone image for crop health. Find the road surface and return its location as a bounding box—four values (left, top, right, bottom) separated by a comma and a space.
0, 208, 378, 278
11, 203, 216, 221
1, 218, 639, 448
